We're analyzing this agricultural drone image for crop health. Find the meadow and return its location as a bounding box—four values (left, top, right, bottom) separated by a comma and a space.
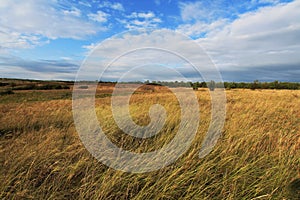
0, 82, 299, 199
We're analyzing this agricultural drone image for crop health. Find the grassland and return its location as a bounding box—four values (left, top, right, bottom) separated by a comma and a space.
0, 82, 299, 199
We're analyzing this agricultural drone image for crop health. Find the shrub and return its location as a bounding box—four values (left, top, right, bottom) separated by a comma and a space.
0, 88, 14, 95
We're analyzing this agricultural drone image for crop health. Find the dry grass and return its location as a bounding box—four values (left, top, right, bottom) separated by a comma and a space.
0, 87, 299, 199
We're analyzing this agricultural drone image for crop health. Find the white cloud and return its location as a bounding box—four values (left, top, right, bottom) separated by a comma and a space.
179, 1, 206, 22
82, 43, 97, 51
78, 1, 91, 7
0, 27, 50, 49
0, 54, 79, 80
177, 1, 235, 37
0, 0, 104, 50
122, 12, 162, 29
177, 0, 291, 37
179, 1, 232, 22
110, 3, 124, 11
79, 29, 219, 82
194, 0, 300, 81
257, 0, 280, 4
99, 1, 124, 11
63, 7, 81, 17
0, 65, 77, 80
177, 19, 228, 38
127, 11, 156, 19
137, 12, 155, 19
88, 11, 109, 23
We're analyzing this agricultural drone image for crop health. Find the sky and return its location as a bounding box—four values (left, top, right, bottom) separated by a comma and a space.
0, 0, 299, 82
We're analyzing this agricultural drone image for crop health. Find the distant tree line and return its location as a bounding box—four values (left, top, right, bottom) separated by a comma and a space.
116, 80, 191, 87
1, 79, 299, 94
224, 80, 300, 90
112, 80, 300, 90
0, 83, 70, 91
11, 84, 70, 90
190, 80, 300, 90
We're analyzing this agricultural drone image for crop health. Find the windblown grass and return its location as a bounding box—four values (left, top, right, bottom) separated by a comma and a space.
0, 87, 299, 199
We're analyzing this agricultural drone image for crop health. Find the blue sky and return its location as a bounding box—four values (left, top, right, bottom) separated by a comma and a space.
0, 0, 299, 82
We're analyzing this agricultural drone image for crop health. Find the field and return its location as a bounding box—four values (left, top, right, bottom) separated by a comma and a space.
0, 82, 299, 199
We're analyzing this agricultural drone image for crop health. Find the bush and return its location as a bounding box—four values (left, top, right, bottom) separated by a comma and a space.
12, 84, 35, 90
78, 85, 89, 89
0, 89, 14, 95
0, 82, 9, 87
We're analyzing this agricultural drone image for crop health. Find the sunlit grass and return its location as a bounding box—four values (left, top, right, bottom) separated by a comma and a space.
0, 88, 299, 199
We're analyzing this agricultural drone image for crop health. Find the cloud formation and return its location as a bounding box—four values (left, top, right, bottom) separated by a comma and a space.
0, 0, 299, 82
98, 1, 124, 11
120, 11, 162, 29
175, 0, 300, 81
0, 0, 104, 50
0, 54, 78, 80
88, 11, 109, 23
197, 0, 300, 81
78, 29, 220, 82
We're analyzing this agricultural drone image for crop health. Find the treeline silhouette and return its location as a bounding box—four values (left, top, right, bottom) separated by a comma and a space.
190, 80, 300, 90
1, 78, 299, 92
11, 84, 70, 90
115, 80, 300, 90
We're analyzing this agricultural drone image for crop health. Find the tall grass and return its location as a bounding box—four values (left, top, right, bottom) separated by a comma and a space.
0, 88, 299, 199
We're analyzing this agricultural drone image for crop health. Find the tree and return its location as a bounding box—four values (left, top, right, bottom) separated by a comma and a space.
250, 80, 260, 90
190, 82, 199, 90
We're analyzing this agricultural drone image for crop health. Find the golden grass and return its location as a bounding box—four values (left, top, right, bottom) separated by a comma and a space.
0, 88, 299, 199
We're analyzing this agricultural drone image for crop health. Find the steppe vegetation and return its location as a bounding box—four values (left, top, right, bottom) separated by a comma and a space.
0, 79, 299, 199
